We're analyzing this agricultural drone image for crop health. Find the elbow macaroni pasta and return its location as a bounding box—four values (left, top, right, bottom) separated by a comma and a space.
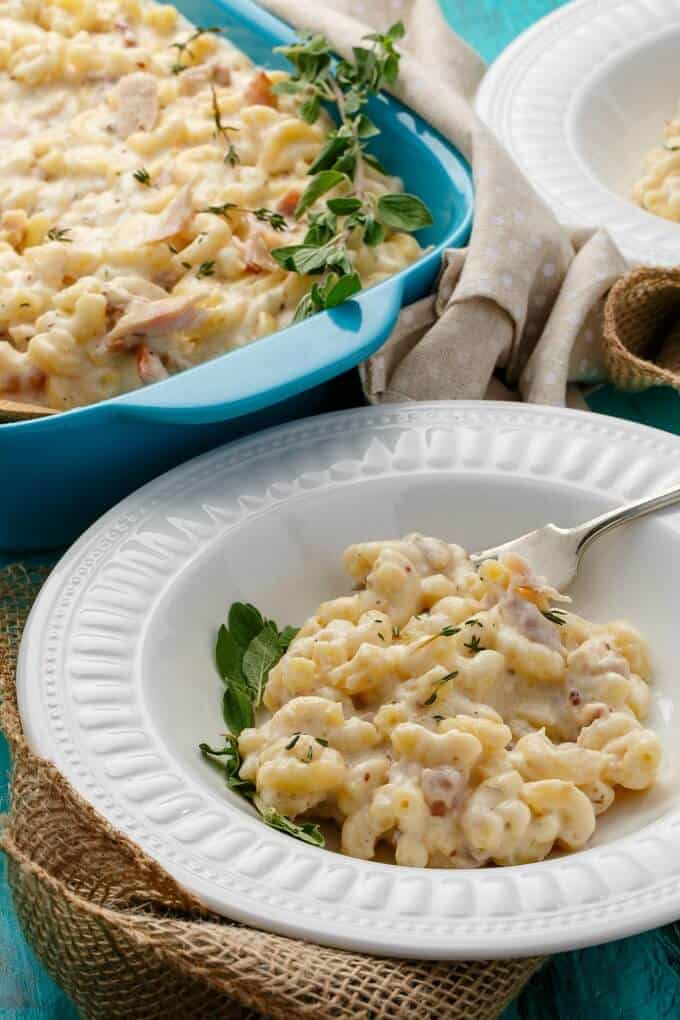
238, 533, 662, 868
0, 0, 422, 410
632, 100, 680, 222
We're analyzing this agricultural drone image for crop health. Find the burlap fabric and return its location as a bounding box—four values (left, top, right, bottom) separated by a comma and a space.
602, 268, 680, 393
0, 563, 542, 1019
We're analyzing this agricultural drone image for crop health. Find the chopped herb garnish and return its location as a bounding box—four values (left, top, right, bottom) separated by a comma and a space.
392, 626, 401, 639
270, 22, 433, 320
423, 670, 458, 705
305, 744, 314, 762
196, 260, 216, 278
167, 243, 178, 254
464, 634, 484, 654
46, 227, 71, 242
377, 632, 385, 641
285, 733, 301, 750
432, 714, 445, 722
465, 618, 483, 628
181, 261, 192, 270
541, 608, 567, 625
315, 737, 329, 747
133, 167, 151, 186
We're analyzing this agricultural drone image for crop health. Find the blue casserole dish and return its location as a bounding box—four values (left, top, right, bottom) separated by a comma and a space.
0, 0, 473, 551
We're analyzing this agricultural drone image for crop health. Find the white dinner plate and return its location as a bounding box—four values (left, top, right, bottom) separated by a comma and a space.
475, 0, 680, 266
17, 402, 680, 959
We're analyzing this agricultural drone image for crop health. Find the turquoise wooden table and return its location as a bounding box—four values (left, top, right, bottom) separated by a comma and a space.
4, 2, 680, 1017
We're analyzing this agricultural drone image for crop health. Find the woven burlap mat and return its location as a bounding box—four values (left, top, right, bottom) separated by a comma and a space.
0, 563, 542, 1019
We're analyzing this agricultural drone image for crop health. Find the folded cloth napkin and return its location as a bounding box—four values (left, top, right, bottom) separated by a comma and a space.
258, 0, 631, 406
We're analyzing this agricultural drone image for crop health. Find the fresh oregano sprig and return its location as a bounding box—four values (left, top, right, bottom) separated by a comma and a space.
270, 22, 433, 320
200, 603, 323, 848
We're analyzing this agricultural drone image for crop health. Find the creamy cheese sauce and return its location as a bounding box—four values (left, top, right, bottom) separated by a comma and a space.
0, 0, 422, 409
238, 534, 662, 868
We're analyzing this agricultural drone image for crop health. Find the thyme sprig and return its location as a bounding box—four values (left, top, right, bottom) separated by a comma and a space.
270, 22, 433, 320
133, 167, 151, 186
202, 202, 287, 231
171, 26, 223, 74
541, 608, 567, 626
46, 227, 71, 242
211, 86, 239, 165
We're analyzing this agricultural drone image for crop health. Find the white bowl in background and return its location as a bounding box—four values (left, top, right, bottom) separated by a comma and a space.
476, 0, 680, 265
17, 402, 680, 958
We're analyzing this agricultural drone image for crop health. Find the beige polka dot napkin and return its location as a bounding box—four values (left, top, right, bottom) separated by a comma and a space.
259, 0, 631, 406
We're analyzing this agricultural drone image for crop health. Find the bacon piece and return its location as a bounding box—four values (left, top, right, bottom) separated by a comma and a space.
276, 189, 300, 218
243, 70, 277, 108
136, 344, 169, 384
106, 295, 205, 351
241, 225, 278, 273
137, 184, 194, 246
115, 72, 159, 137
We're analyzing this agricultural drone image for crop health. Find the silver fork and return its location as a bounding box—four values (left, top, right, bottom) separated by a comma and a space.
471, 483, 680, 591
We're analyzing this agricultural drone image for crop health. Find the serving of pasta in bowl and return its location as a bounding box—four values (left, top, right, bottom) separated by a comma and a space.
476, 0, 680, 265
0, 0, 473, 550
18, 402, 680, 958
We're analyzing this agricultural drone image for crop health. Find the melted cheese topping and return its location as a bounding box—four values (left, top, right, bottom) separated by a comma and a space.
0, 0, 422, 410
238, 534, 662, 868
632, 100, 680, 223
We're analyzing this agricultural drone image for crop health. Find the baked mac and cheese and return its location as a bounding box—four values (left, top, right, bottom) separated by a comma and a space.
632, 100, 680, 223
237, 534, 661, 867
0, 0, 422, 410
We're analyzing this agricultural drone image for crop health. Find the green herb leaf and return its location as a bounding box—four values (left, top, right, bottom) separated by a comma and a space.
308, 128, 353, 174
295, 170, 348, 218
325, 271, 361, 307
278, 625, 299, 651
200, 738, 255, 797
541, 609, 567, 625
362, 216, 385, 246
46, 227, 71, 242
315, 737, 329, 747
228, 602, 265, 653
285, 733, 301, 750
292, 292, 317, 322
222, 683, 254, 736
196, 260, 216, 279
300, 94, 321, 124
254, 797, 325, 847
216, 624, 245, 684
377, 193, 434, 231
356, 114, 379, 138
326, 197, 362, 215
133, 167, 151, 186
242, 624, 283, 707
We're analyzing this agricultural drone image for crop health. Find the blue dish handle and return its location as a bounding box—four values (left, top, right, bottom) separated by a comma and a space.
111, 277, 404, 425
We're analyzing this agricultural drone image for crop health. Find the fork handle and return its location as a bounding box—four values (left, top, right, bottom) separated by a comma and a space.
574, 483, 680, 560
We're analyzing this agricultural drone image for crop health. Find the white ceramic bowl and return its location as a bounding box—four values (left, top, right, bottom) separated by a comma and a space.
17, 403, 680, 958
476, 0, 680, 265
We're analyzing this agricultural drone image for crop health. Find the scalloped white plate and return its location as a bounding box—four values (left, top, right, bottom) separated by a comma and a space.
475, 0, 680, 266
17, 402, 680, 958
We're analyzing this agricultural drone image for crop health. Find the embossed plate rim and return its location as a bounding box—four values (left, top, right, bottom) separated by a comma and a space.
17, 401, 680, 958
